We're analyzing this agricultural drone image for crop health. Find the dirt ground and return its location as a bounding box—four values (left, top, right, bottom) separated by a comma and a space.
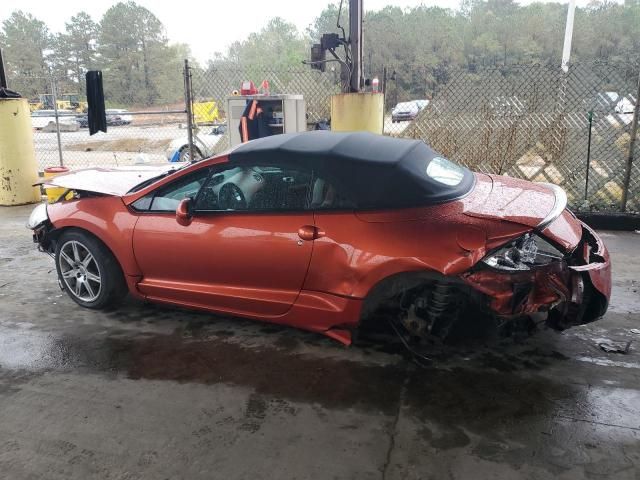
0, 204, 639, 480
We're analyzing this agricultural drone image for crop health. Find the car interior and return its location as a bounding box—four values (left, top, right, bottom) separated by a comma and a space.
196, 166, 313, 211
137, 165, 344, 213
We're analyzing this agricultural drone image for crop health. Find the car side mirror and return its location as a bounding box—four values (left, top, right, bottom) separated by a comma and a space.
176, 198, 193, 226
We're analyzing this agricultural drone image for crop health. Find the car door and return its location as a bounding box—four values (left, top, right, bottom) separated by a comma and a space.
131, 163, 316, 317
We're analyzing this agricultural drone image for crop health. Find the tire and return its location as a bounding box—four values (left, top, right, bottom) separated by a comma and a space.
55, 229, 127, 309
178, 145, 203, 162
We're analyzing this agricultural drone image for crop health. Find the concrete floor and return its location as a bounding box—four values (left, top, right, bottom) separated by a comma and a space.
0, 204, 639, 480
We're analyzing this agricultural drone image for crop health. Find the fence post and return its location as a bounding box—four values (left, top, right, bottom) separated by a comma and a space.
382, 66, 387, 95
584, 110, 593, 202
621, 69, 640, 212
183, 59, 195, 162
51, 76, 64, 167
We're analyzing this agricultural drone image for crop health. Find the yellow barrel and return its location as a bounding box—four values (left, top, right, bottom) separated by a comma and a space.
44, 166, 70, 203
0, 98, 41, 205
331, 93, 384, 134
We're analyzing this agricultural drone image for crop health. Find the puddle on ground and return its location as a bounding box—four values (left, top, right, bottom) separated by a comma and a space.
0, 322, 600, 420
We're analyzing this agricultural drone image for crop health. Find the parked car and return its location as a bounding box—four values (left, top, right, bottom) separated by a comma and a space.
77, 110, 134, 128
28, 131, 610, 346
591, 92, 635, 114
391, 99, 429, 122
166, 125, 227, 162
105, 109, 133, 126
589, 92, 637, 128
77, 114, 89, 128
31, 110, 80, 131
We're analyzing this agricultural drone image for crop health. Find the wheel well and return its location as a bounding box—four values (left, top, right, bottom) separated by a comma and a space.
361, 271, 450, 320
180, 144, 203, 156
358, 270, 483, 336
48, 226, 125, 277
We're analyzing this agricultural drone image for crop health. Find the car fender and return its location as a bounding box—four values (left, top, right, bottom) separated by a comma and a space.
349, 257, 447, 299
47, 196, 142, 277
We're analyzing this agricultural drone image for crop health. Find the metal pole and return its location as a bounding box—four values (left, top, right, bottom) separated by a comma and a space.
621, 70, 640, 212
382, 65, 388, 113
183, 59, 195, 162
394, 73, 398, 107
349, 0, 363, 92
51, 77, 64, 167
0, 48, 7, 89
561, 0, 576, 73
584, 110, 593, 201
382, 66, 387, 95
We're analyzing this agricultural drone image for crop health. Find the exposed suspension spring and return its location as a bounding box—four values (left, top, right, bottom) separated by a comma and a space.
425, 283, 456, 324
401, 281, 462, 339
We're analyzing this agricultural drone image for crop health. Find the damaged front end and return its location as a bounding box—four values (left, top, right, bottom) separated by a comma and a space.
27, 190, 103, 254
461, 222, 611, 331
27, 203, 56, 254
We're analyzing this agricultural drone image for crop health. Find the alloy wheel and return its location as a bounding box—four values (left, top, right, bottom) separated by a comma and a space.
180, 147, 202, 162
58, 240, 102, 302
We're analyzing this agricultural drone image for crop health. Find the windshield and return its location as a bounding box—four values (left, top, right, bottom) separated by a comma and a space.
127, 165, 188, 193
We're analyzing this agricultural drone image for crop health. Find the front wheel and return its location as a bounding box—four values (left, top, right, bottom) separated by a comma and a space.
55, 230, 127, 309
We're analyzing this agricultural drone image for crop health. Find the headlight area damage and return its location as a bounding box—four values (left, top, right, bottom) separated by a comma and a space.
29, 190, 107, 255
27, 202, 55, 253
461, 223, 610, 331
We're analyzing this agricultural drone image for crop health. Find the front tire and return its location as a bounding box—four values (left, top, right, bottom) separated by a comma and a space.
55, 230, 127, 309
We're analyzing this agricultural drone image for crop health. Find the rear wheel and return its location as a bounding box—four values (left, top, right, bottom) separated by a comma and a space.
55, 230, 127, 309
358, 277, 488, 346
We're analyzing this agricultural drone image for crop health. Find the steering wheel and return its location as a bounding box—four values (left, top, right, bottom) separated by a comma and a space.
218, 183, 246, 210
197, 187, 218, 210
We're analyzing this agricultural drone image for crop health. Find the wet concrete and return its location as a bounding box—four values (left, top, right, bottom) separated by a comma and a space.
0, 204, 639, 479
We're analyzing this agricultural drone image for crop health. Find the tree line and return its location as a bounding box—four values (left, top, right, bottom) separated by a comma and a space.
2, 0, 638, 107
0, 1, 187, 106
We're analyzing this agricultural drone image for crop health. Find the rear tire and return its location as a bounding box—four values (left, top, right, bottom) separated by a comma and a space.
55, 229, 127, 309
178, 145, 203, 162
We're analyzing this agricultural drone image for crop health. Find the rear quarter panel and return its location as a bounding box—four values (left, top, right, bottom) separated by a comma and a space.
306, 208, 529, 299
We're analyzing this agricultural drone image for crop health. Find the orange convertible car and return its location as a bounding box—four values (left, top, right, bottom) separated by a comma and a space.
28, 132, 611, 345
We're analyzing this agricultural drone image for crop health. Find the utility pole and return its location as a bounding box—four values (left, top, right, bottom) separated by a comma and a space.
561, 0, 576, 73
349, 0, 363, 92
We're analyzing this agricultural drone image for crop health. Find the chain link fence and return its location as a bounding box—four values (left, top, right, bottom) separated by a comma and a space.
382, 62, 639, 213
8, 61, 639, 213
9, 68, 188, 171
188, 65, 340, 155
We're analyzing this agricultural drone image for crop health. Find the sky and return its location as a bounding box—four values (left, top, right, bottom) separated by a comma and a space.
1, 0, 624, 64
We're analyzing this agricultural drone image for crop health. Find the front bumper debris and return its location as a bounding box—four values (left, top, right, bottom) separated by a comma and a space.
461, 222, 611, 329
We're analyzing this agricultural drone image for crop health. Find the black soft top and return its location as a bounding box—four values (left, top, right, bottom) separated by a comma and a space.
228, 131, 475, 208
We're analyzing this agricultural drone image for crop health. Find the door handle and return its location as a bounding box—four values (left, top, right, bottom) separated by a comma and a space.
298, 225, 325, 241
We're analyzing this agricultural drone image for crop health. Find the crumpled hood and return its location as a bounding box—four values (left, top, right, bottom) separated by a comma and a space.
465, 174, 567, 228
36, 163, 187, 196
